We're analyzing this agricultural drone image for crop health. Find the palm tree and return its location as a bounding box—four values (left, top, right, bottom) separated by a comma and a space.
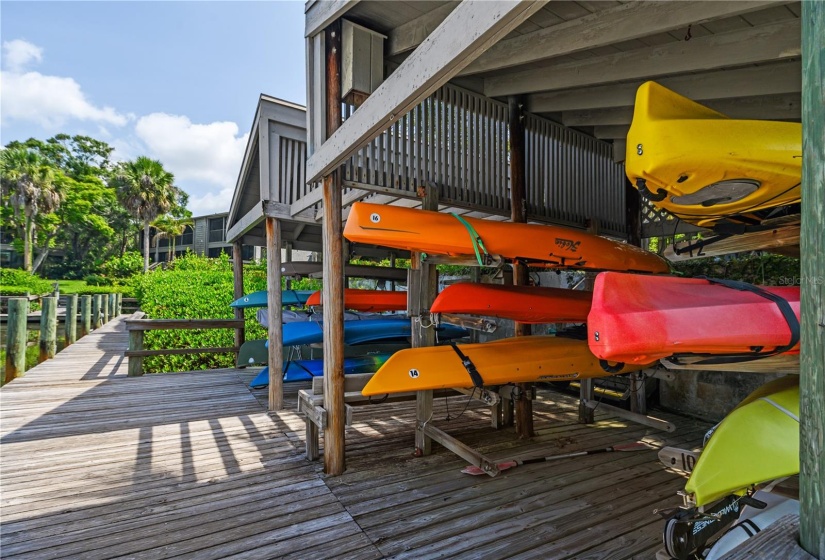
110, 157, 182, 272
151, 215, 193, 263
0, 146, 62, 271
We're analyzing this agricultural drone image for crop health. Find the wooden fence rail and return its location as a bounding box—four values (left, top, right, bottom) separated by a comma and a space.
124, 317, 244, 377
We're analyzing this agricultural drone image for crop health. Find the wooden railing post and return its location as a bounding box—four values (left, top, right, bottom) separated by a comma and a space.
38, 296, 57, 363
108, 293, 116, 321
93, 295, 103, 328
102, 294, 110, 324
65, 294, 78, 346
4, 298, 29, 384
128, 329, 144, 377
115, 293, 122, 315
79, 295, 92, 337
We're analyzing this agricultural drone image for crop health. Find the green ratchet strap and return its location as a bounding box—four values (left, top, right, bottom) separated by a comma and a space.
451, 213, 489, 266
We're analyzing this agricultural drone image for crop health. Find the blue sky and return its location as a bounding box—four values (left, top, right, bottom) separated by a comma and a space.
1, 1, 307, 214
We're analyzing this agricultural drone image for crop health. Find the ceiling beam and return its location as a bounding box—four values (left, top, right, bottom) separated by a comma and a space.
305, 0, 547, 184
484, 19, 801, 97
461, 0, 782, 77
387, 3, 458, 57
527, 62, 802, 113
305, 0, 360, 38
561, 93, 802, 127
594, 125, 632, 140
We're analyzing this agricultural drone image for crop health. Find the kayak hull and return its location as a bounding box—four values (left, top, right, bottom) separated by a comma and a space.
344, 202, 669, 274
587, 272, 800, 364
626, 82, 801, 227
361, 335, 649, 396
685, 376, 799, 506
430, 283, 591, 323
230, 290, 314, 308
283, 318, 467, 347
249, 353, 392, 387
306, 289, 408, 312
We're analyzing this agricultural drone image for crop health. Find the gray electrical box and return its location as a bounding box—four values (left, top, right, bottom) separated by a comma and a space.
341, 19, 385, 107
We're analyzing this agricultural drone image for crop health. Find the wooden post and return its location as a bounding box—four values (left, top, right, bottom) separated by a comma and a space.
413, 186, 439, 456
102, 293, 110, 324
116, 293, 122, 315
233, 239, 246, 351
266, 218, 284, 410
38, 296, 57, 363
79, 295, 92, 337
93, 295, 103, 328
800, 2, 824, 556
4, 298, 28, 384
64, 294, 78, 346
109, 293, 117, 322
128, 330, 144, 377
578, 220, 600, 424
322, 18, 346, 475
509, 94, 535, 438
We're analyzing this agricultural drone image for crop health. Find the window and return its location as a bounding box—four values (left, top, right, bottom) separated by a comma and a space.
208, 247, 228, 258
176, 225, 194, 246
208, 217, 225, 243
242, 245, 254, 260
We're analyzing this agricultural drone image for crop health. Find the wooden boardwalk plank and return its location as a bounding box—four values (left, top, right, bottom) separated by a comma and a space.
1, 315, 711, 559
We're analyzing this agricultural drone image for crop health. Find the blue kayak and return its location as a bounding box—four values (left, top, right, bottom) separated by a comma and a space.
249, 353, 392, 387
281, 318, 468, 347
230, 290, 314, 308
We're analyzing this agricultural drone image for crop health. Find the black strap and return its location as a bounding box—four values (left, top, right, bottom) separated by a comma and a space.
673, 277, 799, 366
599, 360, 625, 374
449, 342, 484, 388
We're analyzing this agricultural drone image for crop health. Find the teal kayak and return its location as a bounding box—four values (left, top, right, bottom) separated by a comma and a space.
230, 290, 314, 308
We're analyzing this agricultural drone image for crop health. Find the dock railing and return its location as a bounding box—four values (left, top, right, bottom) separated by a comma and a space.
124, 314, 244, 376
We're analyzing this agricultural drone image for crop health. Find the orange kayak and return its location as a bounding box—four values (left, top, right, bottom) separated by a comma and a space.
361, 336, 648, 396
344, 202, 670, 273
587, 272, 800, 364
430, 283, 591, 323
307, 289, 408, 312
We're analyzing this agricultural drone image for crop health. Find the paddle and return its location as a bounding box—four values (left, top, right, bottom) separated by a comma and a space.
461, 441, 654, 476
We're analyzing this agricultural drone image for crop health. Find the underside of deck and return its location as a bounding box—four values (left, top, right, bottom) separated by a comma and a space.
0, 317, 711, 559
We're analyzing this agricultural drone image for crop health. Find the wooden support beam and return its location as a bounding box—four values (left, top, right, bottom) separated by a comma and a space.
38, 296, 57, 364
266, 217, 284, 411
305, 0, 359, 38
387, 3, 458, 57
412, 185, 439, 456
4, 298, 28, 384
127, 330, 144, 377
226, 203, 264, 244
93, 295, 103, 329
322, 19, 346, 476
561, 93, 802, 127
509, 94, 533, 438
582, 400, 675, 432
463, 0, 780, 77
799, 2, 825, 555
527, 62, 802, 114
306, 0, 546, 183
232, 240, 245, 350
484, 19, 801, 97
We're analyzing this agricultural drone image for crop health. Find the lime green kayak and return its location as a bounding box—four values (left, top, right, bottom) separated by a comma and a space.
685, 376, 799, 506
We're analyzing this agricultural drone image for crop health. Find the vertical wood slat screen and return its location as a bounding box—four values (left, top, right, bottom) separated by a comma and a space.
294, 83, 628, 237
524, 113, 626, 235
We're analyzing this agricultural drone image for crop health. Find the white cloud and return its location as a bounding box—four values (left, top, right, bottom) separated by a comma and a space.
0, 39, 130, 129
134, 113, 249, 214
2, 39, 43, 72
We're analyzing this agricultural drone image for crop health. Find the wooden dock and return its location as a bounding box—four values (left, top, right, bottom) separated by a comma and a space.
1, 316, 712, 559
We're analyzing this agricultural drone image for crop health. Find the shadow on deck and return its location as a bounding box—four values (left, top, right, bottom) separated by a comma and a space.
0, 316, 709, 559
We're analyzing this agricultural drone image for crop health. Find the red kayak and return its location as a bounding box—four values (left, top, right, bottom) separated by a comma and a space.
430, 283, 591, 324
587, 273, 800, 364
306, 289, 408, 312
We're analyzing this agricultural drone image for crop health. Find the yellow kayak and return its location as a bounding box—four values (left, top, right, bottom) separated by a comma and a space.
361, 335, 649, 396
684, 375, 799, 506
626, 82, 801, 228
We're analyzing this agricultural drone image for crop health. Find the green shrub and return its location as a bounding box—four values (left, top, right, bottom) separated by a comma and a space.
672, 253, 800, 286
0, 269, 53, 295
101, 251, 143, 279
83, 274, 112, 286
133, 254, 321, 373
